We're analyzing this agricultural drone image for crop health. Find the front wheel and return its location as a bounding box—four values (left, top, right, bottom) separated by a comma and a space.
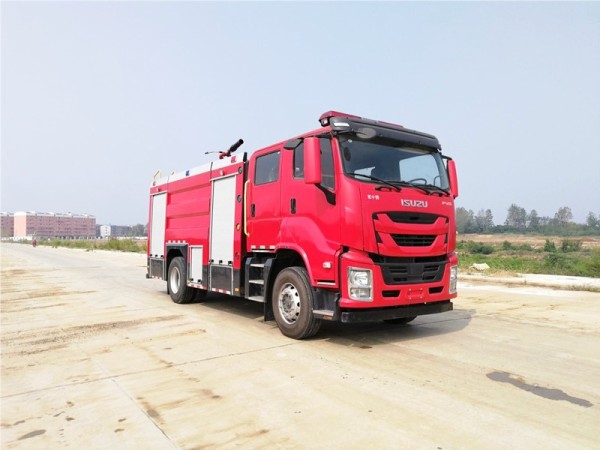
272, 267, 321, 339
168, 256, 196, 304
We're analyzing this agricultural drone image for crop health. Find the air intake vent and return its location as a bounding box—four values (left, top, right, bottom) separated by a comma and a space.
373, 256, 447, 285
386, 212, 438, 224
392, 234, 436, 247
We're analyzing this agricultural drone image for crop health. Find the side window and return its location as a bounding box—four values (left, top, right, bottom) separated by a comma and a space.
292, 138, 335, 190
293, 143, 304, 179
320, 138, 335, 190
255, 151, 280, 185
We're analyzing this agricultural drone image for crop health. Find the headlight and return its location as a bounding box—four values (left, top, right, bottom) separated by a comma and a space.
449, 265, 458, 294
348, 267, 373, 301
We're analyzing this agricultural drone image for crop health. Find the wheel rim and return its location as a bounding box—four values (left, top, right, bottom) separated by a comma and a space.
169, 266, 181, 294
278, 282, 301, 324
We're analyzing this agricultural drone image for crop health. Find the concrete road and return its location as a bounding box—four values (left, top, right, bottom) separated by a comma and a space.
1, 243, 599, 449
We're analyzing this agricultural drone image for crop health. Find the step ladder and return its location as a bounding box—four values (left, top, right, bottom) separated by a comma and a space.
245, 257, 269, 302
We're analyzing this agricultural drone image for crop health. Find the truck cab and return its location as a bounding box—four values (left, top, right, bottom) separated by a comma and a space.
243, 111, 458, 337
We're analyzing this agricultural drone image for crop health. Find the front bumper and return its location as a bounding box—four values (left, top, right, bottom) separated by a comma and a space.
340, 300, 453, 323
339, 249, 457, 309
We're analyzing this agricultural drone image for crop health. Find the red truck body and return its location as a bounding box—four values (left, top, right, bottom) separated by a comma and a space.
147, 111, 459, 339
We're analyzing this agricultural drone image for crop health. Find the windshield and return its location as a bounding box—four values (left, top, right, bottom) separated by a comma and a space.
338, 135, 450, 191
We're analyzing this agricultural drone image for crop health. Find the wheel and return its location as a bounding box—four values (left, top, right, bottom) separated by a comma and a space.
272, 267, 321, 339
167, 256, 196, 304
384, 316, 417, 325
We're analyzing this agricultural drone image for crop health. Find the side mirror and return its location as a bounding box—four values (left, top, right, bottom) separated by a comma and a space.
447, 159, 459, 198
304, 137, 322, 185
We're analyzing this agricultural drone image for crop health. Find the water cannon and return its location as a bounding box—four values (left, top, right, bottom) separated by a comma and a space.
221, 138, 244, 159
205, 139, 244, 159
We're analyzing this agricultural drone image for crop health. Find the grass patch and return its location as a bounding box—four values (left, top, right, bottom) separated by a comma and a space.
35, 238, 147, 253
458, 239, 599, 278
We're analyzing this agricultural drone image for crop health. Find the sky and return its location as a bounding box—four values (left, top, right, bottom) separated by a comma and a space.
1, 1, 599, 226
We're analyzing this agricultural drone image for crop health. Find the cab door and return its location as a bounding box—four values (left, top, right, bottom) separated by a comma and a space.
246, 148, 281, 251
279, 138, 341, 285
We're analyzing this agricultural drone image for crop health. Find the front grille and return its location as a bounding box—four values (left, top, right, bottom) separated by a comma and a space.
391, 234, 436, 247
372, 255, 447, 285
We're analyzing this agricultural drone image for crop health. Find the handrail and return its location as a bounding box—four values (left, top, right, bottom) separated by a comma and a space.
243, 180, 250, 237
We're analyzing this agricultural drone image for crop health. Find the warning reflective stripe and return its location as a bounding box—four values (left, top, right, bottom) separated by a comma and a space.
251, 244, 275, 250
211, 288, 231, 295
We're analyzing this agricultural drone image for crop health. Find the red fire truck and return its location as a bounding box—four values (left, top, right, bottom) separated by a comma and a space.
147, 111, 459, 339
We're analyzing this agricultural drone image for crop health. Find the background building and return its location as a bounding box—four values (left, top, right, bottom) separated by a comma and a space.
99, 224, 133, 238
1, 213, 15, 238
13, 212, 96, 239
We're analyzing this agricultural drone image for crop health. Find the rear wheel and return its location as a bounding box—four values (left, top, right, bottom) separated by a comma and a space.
168, 256, 196, 304
272, 267, 321, 339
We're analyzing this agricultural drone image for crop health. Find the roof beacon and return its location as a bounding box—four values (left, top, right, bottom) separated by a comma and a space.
319, 111, 361, 127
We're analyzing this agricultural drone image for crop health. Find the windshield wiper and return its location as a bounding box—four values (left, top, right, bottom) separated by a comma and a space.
420, 184, 450, 196
390, 181, 450, 196
348, 173, 449, 196
389, 181, 430, 195
348, 173, 401, 192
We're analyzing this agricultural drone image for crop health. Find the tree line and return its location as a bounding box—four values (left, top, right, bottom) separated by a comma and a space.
130, 224, 147, 236
456, 205, 600, 235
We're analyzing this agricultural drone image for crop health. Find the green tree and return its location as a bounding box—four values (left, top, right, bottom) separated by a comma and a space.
586, 212, 599, 229
456, 207, 475, 233
527, 209, 540, 230
475, 209, 494, 232
131, 224, 146, 236
554, 206, 573, 227
505, 204, 527, 230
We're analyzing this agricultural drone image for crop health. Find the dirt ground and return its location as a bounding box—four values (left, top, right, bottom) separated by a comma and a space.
1, 243, 599, 449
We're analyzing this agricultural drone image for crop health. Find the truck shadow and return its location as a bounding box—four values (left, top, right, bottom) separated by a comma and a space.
318, 309, 473, 346
190, 292, 473, 345
187, 292, 267, 320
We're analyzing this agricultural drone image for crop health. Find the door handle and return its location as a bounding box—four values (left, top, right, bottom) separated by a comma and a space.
290, 198, 296, 214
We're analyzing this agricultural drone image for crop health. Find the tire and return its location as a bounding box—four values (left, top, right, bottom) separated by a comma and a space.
272, 267, 321, 339
167, 256, 196, 304
384, 316, 417, 325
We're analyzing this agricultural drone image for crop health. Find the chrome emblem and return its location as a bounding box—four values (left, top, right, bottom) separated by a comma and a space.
402, 199, 428, 208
